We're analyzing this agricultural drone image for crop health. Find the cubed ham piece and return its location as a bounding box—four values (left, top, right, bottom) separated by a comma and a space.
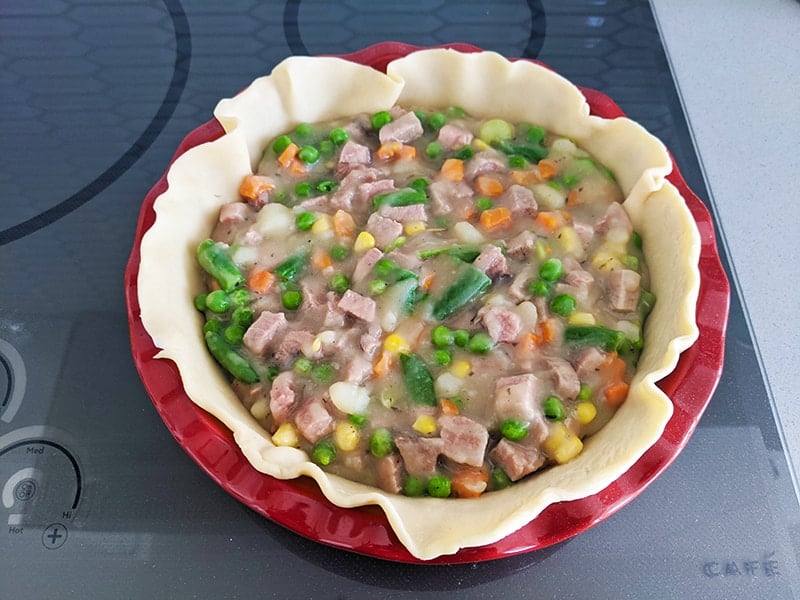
573, 220, 595, 244
338, 289, 377, 322
508, 268, 534, 302
478, 305, 522, 343
329, 167, 382, 211
494, 374, 544, 423
473, 245, 510, 278
489, 439, 545, 481
545, 357, 581, 400
293, 396, 335, 443
499, 184, 537, 217
268, 371, 296, 424
357, 178, 396, 208
438, 415, 489, 468
608, 269, 641, 312
436, 124, 474, 149
428, 180, 474, 216
343, 354, 372, 384
337, 140, 371, 175
395, 436, 445, 477
359, 324, 383, 357
242, 311, 288, 355
219, 202, 253, 224
298, 194, 331, 212
378, 203, 428, 223
365, 212, 403, 248
574, 346, 607, 380
274, 329, 316, 365
595, 202, 632, 235
564, 262, 595, 288
321, 292, 346, 328
376, 454, 405, 494
378, 111, 424, 144
506, 230, 537, 261
352, 247, 384, 284
465, 151, 506, 180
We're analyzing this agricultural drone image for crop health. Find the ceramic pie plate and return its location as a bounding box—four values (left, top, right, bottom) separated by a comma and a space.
125, 42, 729, 563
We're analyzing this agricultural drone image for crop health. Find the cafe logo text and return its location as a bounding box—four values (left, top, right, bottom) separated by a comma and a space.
702, 551, 780, 578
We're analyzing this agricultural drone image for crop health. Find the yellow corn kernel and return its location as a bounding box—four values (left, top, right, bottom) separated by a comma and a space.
473, 139, 490, 151
249, 399, 269, 420
272, 423, 299, 447
449, 359, 471, 378
311, 214, 331, 235
383, 333, 410, 354
543, 422, 583, 464
568, 311, 596, 326
403, 221, 426, 236
556, 226, 583, 256
333, 421, 360, 451
354, 230, 376, 252
412, 414, 438, 435
575, 401, 597, 425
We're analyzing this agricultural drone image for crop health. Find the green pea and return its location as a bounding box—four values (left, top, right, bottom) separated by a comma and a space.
373, 258, 396, 278
500, 419, 529, 441
622, 255, 640, 271
476, 197, 493, 211
368, 279, 388, 296
542, 395, 566, 421
446, 106, 467, 118
508, 155, 527, 169
298, 145, 320, 164
271, 134, 292, 154
329, 245, 350, 261
295, 182, 312, 197
370, 111, 393, 130
348, 413, 367, 427
295, 211, 316, 231
631, 231, 643, 250
293, 357, 313, 374
231, 306, 254, 327
316, 179, 337, 193
311, 440, 336, 466
453, 145, 474, 160
205, 290, 230, 313
427, 475, 451, 498
370, 428, 394, 458
526, 125, 546, 144
318, 140, 334, 156
427, 112, 446, 131
281, 290, 303, 310
329, 127, 349, 145
577, 384, 592, 401
404, 476, 426, 497
223, 324, 245, 345
294, 123, 313, 137
528, 279, 552, 297
550, 293, 576, 317
467, 332, 493, 354
431, 325, 455, 347
229, 288, 250, 307
193, 293, 207, 311
432, 348, 452, 366
329, 273, 350, 294
453, 329, 470, 347
490, 467, 512, 490
312, 363, 334, 383
203, 319, 223, 335
539, 258, 564, 282
425, 142, 443, 159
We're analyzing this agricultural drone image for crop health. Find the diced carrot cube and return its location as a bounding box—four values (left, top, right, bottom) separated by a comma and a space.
277, 142, 299, 168
450, 466, 489, 498
475, 175, 504, 197
440, 158, 464, 182
238, 175, 275, 202
332, 210, 356, 238
247, 269, 275, 294
604, 380, 629, 407
537, 158, 558, 180
479, 206, 512, 231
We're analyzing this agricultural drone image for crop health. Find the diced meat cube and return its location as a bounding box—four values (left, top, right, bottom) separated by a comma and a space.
376, 454, 405, 494
573, 220, 595, 244
574, 346, 607, 380
219, 202, 253, 224
395, 436, 445, 477
337, 140, 371, 175
489, 439, 545, 481
436, 124, 474, 149
365, 212, 403, 248
465, 151, 505, 180
298, 195, 331, 212
329, 167, 381, 211
359, 324, 383, 357
494, 374, 544, 423
595, 202, 632, 235
274, 329, 317, 365
293, 396, 335, 444
439, 415, 489, 468
322, 292, 346, 328
343, 354, 372, 384
338, 289, 377, 322
378, 203, 428, 223
508, 268, 533, 302
608, 269, 641, 312
243, 311, 288, 355
564, 263, 595, 289
478, 305, 522, 343
378, 111, 424, 144
473, 245, 510, 278
506, 230, 536, 261
428, 180, 474, 216
352, 247, 384, 284
357, 179, 396, 209
545, 357, 581, 400
268, 371, 296, 424
499, 184, 537, 217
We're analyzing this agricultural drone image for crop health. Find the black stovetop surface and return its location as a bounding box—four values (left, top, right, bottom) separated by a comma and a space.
1, 2, 798, 598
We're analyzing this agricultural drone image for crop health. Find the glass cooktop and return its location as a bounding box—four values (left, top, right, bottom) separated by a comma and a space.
1, 1, 798, 597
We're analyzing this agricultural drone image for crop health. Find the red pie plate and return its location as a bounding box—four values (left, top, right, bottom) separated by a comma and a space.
124, 42, 730, 564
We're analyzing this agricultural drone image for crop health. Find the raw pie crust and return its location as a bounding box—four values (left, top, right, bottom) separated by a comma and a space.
138, 49, 701, 560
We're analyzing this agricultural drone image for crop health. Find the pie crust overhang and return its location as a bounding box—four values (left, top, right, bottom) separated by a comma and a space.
137, 49, 701, 560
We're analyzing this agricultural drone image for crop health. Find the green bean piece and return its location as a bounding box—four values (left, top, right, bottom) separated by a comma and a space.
348, 413, 366, 427
223, 324, 245, 345
295, 211, 316, 231
193, 293, 207, 311
418, 244, 481, 263
495, 140, 548, 163
329, 273, 350, 294
453, 329, 470, 347
329, 127, 349, 146
431, 325, 455, 347
403, 476, 426, 497
372, 188, 427, 209
370, 111, 393, 130
370, 428, 395, 458
196, 239, 245, 292
275, 250, 309, 282
427, 112, 446, 131
467, 332, 493, 355
538, 258, 564, 282
432, 265, 492, 320
205, 290, 231, 314
204, 331, 259, 383
385, 235, 407, 252
425, 142, 443, 159
203, 319, 223, 335
550, 293, 576, 317
373, 258, 417, 283
298, 145, 320, 164
427, 475, 452, 498
500, 419, 529, 441
271, 134, 292, 154
399, 353, 437, 407
433, 348, 452, 366
453, 145, 474, 160
490, 467, 512, 490
528, 279, 552, 297
525, 124, 546, 144
409, 177, 429, 192
508, 155, 527, 169
542, 396, 566, 421
281, 290, 303, 310
564, 325, 626, 352
311, 440, 336, 466
266, 365, 281, 381
295, 182, 312, 197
